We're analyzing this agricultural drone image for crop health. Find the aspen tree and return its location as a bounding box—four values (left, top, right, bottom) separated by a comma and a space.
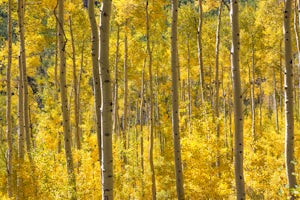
55, 18, 62, 153
17, 1, 25, 198
139, 59, 146, 174
197, 0, 204, 103
171, 0, 184, 199
6, 0, 13, 197
146, 1, 156, 199
69, 16, 81, 149
123, 30, 128, 148
230, 0, 245, 199
57, 0, 77, 199
113, 25, 120, 136
283, 0, 297, 198
88, 0, 102, 164
18, 0, 30, 155
250, 42, 256, 139
17, 57, 25, 200
99, 0, 113, 199
214, 0, 222, 168
18, 0, 37, 195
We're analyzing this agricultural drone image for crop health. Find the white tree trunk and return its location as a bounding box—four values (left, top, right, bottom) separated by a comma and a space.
58, 1, 77, 199
146, 1, 156, 199
230, 0, 245, 199
69, 16, 81, 150
6, 0, 13, 197
123, 31, 128, 153
197, 0, 204, 103
171, 0, 185, 199
214, 0, 222, 169
283, 0, 297, 197
99, 1, 113, 199
113, 25, 120, 136
17, 1, 25, 198
88, 0, 102, 165
251, 45, 256, 140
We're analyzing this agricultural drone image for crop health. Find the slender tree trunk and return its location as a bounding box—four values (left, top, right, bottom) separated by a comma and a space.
214, 0, 222, 168
88, 0, 102, 165
78, 40, 84, 143
181, 80, 185, 102
139, 59, 146, 197
146, 1, 156, 199
69, 16, 81, 150
55, 18, 62, 153
222, 65, 228, 148
99, 1, 113, 199
19, 0, 37, 192
17, 2, 25, 199
283, 0, 297, 198
228, 82, 234, 162
123, 31, 128, 148
58, 1, 77, 199
140, 59, 146, 174
113, 25, 120, 136
18, 2, 35, 189
171, 0, 185, 199
259, 76, 263, 133
197, 0, 204, 103
17, 57, 25, 200
251, 42, 256, 140
18, 0, 30, 157
273, 66, 279, 133
6, 0, 13, 197
230, 1, 245, 199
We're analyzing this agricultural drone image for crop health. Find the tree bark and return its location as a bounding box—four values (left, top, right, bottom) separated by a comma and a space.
69, 16, 81, 150
251, 42, 256, 140
230, 0, 245, 199
123, 30, 128, 147
113, 25, 120, 136
17, 58, 25, 200
18, 0, 31, 157
57, 0, 77, 199
259, 76, 263, 134
99, 1, 113, 199
283, 0, 297, 198
18, 0, 37, 195
6, 0, 13, 197
197, 0, 204, 103
140, 59, 146, 174
88, 0, 102, 165
146, 1, 156, 199
55, 18, 62, 154
17, 1, 25, 198
273, 66, 279, 133
171, 0, 185, 199
214, 0, 222, 169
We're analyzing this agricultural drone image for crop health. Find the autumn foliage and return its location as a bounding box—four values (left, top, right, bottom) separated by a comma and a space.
0, 0, 300, 199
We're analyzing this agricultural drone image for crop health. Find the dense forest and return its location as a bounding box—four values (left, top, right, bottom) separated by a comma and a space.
0, 0, 300, 199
